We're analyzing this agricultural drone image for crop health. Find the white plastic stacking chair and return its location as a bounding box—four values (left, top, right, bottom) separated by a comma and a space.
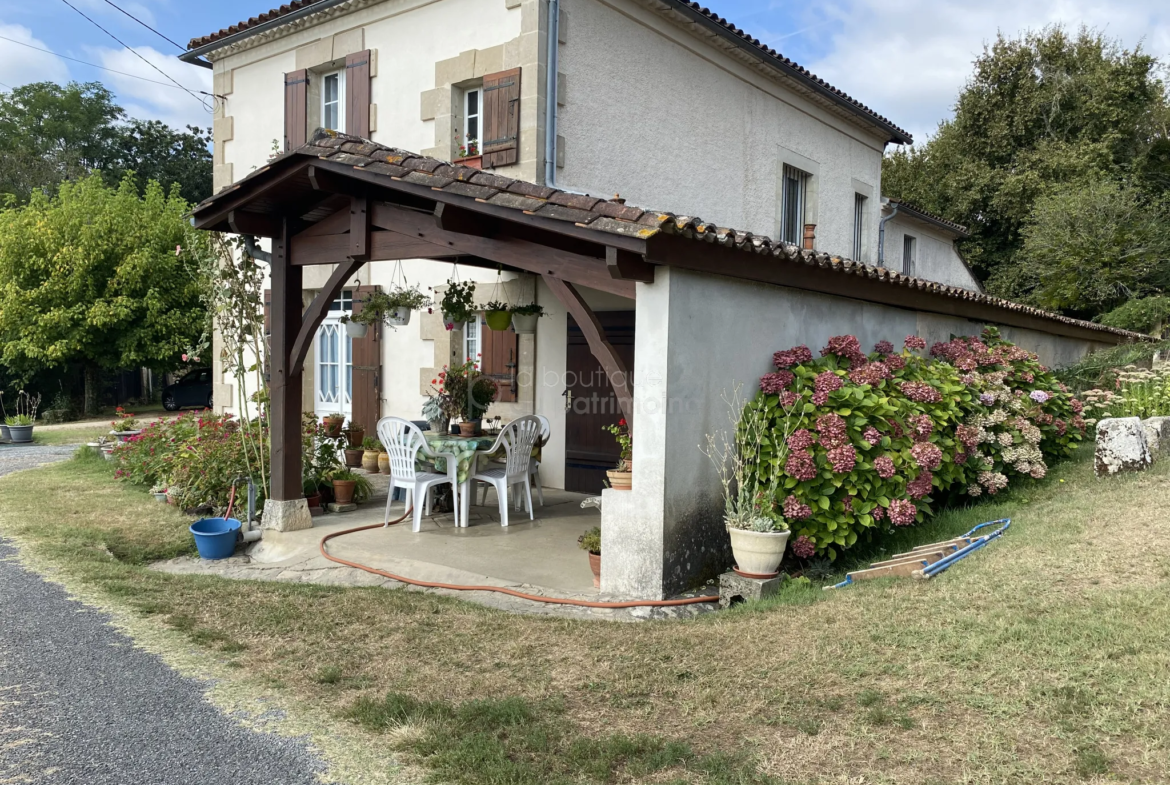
478, 414, 552, 509
377, 417, 460, 532
470, 416, 542, 527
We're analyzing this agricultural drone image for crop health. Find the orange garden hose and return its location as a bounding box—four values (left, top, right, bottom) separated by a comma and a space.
318, 508, 719, 609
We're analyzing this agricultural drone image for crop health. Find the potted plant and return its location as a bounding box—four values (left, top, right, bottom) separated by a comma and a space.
110, 407, 141, 442
603, 418, 632, 490
443, 359, 498, 436
483, 300, 513, 332
329, 469, 359, 505
322, 413, 345, 438
343, 445, 364, 468
5, 391, 41, 443
510, 302, 545, 335
150, 485, 168, 502
422, 393, 450, 434
379, 450, 391, 474
303, 478, 323, 511
454, 138, 481, 169
344, 420, 365, 448
578, 526, 602, 588
360, 436, 381, 472
440, 281, 476, 331
339, 313, 368, 339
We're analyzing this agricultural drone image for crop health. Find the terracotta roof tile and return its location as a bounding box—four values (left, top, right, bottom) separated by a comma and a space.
886, 197, 969, 236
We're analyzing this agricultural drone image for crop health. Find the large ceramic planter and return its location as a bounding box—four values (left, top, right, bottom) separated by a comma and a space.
388, 307, 411, 327
345, 320, 368, 339
511, 313, 539, 334
727, 527, 791, 577
111, 429, 141, 443
379, 452, 391, 475
588, 552, 601, 588
0, 424, 10, 441
343, 448, 364, 468
361, 450, 380, 473
485, 310, 512, 332
606, 470, 632, 490
331, 480, 356, 505
8, 424, 33, 443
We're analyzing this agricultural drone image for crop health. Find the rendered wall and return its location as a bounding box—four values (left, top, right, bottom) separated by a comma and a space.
882, 212, 980, 291
602, 267, 1112, 598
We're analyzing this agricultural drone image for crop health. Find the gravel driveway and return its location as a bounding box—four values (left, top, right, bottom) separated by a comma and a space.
0, 446, 333, 785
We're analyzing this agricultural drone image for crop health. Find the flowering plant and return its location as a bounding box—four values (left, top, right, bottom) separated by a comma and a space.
1085, 365, 1170, 419
602, 418, 631, 471
111, 406, 139, 432
440, 281, 477, 328
440, 358, 498, 421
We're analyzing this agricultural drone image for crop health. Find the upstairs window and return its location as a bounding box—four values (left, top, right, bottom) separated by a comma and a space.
902, 235, 916, 276
853, 193, 867, 260
322, 70, 345, 132
463, 87, 482, 155
781, 165, 809, 245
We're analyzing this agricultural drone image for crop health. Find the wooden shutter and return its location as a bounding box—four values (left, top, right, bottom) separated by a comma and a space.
284, 69, 309, 150
263, 288, 272, 336
482, 68, 521, 168
479, 315, 518, 403
349, 286, 381, 432
345, 50, 371, 138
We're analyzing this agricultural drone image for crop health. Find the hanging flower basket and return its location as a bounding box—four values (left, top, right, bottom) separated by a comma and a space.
344, 319, 368, 338
440, 280, 476, 331
485, 309, 513, 332
510, 303, 545, 335
388, 306, 412, 327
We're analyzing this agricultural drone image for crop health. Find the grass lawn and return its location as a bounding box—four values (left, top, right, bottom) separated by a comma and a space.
1, 447, 1168, 784
32, 424, 111, 445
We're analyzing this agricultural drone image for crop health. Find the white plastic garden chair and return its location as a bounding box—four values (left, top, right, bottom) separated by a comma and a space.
470, 415, 542, 527
377, 417, 461, 532
478, 414, 551, 509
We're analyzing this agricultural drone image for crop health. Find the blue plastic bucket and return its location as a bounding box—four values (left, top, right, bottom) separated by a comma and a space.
189, 517, 242, 560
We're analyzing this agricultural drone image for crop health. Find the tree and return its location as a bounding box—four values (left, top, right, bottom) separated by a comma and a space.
0, 81, 212, 204
883, 26, 1170, 309
0, 175, 213, 414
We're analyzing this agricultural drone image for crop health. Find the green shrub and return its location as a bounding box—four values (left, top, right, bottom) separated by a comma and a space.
1096, 296, 1170, 336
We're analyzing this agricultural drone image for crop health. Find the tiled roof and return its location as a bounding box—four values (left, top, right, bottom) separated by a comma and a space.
186, 0, 910, 143
886, 197, 969, 236
197, 131, 1150, 343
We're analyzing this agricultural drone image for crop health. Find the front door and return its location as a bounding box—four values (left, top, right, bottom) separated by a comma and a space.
564, 311, 635, 493
314, 290, 354, 420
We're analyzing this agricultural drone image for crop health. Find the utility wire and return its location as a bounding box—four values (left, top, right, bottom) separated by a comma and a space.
56, 0, 208, 108
0, 34, 206, 93
99, 0, 186, 52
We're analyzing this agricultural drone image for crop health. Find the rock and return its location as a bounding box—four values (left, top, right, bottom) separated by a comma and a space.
1142, 417, 1170, 459
1095, 417, 1152, 477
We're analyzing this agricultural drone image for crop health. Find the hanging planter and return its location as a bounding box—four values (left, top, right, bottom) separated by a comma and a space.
388, 306, 412, 326
440, 279, 476, 331
484, 302, 513, 332
343, 317, 368, 338
510, 303, 545, 335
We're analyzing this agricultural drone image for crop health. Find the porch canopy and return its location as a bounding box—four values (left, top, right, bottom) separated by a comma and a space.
189, 129, 1145, 511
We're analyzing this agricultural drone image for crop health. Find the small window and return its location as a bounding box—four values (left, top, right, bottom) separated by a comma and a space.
464, 87, 481, 155
328, 290, 354, 312
902, 236, 916, 276
322, 70, 345, 132
781, 165, 809, 245
464, 317, 481, 363
853, 193, 867, 260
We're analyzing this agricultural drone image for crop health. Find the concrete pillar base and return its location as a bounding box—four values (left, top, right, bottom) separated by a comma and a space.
261, 498, 313, 532
599, 488, 664, 599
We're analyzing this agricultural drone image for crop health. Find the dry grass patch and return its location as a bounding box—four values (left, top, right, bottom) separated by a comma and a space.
1, 447, 1168, 783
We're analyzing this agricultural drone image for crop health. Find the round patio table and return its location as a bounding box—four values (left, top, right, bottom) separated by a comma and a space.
420, 432, 541, 527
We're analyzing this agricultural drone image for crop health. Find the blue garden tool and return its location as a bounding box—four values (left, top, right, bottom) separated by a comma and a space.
825, 518, 1011, 590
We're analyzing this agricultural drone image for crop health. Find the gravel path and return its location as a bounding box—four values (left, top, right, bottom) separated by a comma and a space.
0, 443, 79, 474
0, 447, 332, 785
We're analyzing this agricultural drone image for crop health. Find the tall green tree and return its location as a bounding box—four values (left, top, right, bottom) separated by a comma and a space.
883, 26, 1170, 310
0, 81, 212, 205
0, 175, 213, 414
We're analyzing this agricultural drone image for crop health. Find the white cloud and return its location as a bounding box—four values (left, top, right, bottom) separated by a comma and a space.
0, 24, 70, 89
91, 44, 213, 130
802, 0, 1170, 144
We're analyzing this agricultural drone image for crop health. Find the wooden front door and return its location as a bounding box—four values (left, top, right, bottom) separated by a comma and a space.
564, 311, 634, 493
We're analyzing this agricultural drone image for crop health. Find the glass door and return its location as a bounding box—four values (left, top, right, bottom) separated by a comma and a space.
315, 291, 354, 420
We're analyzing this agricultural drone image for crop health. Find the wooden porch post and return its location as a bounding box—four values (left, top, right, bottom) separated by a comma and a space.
269, 219, 305, 502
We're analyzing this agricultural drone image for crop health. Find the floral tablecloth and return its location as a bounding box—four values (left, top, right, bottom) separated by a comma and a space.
421, 433, 541, 484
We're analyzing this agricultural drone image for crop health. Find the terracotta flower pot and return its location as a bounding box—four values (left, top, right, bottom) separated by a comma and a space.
304, 492, 322, 509
458, 420, 482, 437
727, 527, 791, 577
343, 448, 364, 468
323, 417, 345, 438
454, 155, 482, 169
588, 552, 601, 588
361, 450, 380, 472
345, 428, 365, 448
379, 452, 391, 474
606, 470, 632, 490
331, 480, 356, 505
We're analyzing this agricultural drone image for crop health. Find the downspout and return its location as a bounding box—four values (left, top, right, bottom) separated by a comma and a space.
543, 0, 560, 187
877, 201, 899, 267
243, 235, 271, 263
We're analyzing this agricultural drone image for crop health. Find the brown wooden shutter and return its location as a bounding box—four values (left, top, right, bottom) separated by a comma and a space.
482, 68, 520, 168
263, 289, 272, 336
349, 285, 381, 432
479, 315, 518, 403
345, 50, 371, 138
284, 69, 309, 150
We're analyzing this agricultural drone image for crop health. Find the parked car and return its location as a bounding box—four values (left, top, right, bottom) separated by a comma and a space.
162, 368, 213, 411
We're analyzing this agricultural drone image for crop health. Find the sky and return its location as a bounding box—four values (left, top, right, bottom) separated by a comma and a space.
0, 0, 1168, 142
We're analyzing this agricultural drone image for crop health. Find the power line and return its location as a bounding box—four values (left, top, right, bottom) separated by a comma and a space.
56, 0, 207, 108
0, 34, 206, 93
99, 0, 186, 53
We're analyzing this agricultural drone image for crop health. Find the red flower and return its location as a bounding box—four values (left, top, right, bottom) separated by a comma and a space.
618, 418, 627, 426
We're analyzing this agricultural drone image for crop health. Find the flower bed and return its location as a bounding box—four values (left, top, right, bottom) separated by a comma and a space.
750, 327, 1086, 558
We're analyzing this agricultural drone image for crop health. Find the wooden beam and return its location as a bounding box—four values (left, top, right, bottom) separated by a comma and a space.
434, 202, 498, 237
191, 159, 313, 229
349, 195, 370, 261
268, 218, 305, 501
290, 259, 365, 377
295, 207, 351, 238
542, 276, 635, 431
606, 246, 655, 283
291, 230, 455, 266
227, 210, 282, 238
307, 164, 355, 194
371, 202, 635, 299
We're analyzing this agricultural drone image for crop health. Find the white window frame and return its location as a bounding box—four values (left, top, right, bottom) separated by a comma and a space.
853, 193, 867, 261
321, 69, 346, 133
463, 87, 482, 154
780, 164, 809, 246
902, 235, 916, 277
463, 317, 481, 365
315, 289, 354, 418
